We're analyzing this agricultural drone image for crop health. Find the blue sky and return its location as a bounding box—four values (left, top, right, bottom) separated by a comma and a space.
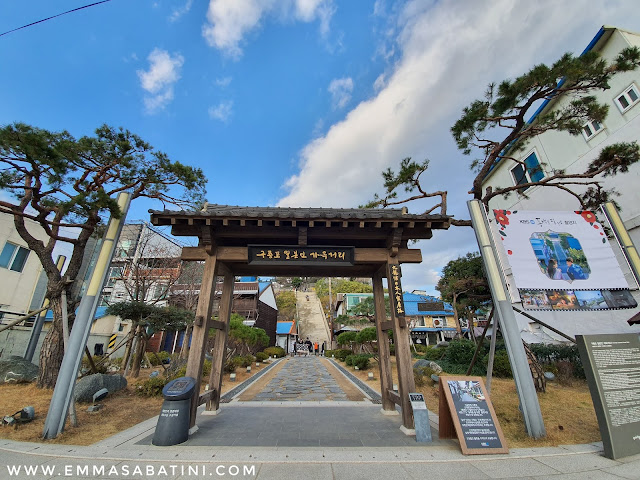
1, 0, 639, 294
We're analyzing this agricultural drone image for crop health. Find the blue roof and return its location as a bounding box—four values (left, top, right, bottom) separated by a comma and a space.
258, 281, 271, 294
276, 321, 294, 335
402, 292, 454, 316
44, 305, 109, 321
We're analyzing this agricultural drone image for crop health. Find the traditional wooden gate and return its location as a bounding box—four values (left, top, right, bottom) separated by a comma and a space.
150, 205, 451, 432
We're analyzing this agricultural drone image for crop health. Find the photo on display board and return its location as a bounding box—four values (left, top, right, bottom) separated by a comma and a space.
529, 231, 590, 282
547, 290, 579, 310
519, 289, 551, 310
574, 290, 608, 309
602, 289, 638, 309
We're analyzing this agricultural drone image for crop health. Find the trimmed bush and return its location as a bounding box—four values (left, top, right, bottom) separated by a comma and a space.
135, 376, 169, 397
483, 350, 512, 377
345, 354, 371, 370
529, 343, 584, 379
255, 351, 269, 362
148, 351, 170, 366
264, 346, 286, 358
423, 345, 447, 361
327, 349, 353, 361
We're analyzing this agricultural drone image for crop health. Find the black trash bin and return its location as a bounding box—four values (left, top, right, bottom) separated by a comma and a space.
152, 376, 197, 446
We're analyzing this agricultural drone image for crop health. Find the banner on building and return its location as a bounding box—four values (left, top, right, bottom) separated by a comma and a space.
492, 210, 636, 311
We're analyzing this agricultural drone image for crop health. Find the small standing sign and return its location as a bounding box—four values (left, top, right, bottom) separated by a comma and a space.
439, 375, 508, 455
409, 393, 432, 443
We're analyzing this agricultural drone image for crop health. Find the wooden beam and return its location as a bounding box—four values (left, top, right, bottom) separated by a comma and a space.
198, 389, 216, 406
207, 270, 234, 412
209, 319, 227, 331
379, 320, 394, 331
386, 259, 416, 431
374, 268, 395, 412
181, 246, 423, 264
185, 250, 218, 428
222, 218, 228, 226
387, 389, 401, 406
298, 226, 308, 247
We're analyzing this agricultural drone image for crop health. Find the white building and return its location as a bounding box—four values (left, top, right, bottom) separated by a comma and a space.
481, 26, 640, 340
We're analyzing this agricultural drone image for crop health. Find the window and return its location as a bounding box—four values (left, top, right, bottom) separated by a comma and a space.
510, 151, 544, 190
0, 242, 30, 272
582, 119, 603, 140
615, 84, 639, 113
106, 267, 123, 287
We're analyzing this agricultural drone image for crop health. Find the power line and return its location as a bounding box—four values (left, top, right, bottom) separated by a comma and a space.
0, 0, 113, 38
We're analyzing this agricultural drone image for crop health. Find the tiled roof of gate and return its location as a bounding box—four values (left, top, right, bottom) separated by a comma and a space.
149, 203, 450, 222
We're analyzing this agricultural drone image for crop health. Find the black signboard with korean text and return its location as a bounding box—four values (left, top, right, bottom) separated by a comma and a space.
248, 245, 355, 266
439, 375, 508, 455
387, 263, 406, 318
576, 333, 640, 459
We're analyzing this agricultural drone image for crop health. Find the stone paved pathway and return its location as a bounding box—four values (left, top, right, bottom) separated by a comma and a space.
249, 356, 349, 401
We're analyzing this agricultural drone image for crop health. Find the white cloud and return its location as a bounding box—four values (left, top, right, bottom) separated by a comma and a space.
208, 100, 234, 122
137, 49, 184, 114
276, 0, 637, 292
169, 0, 193, 22
202, 0, 335, 57
328, 77, 353, 109
215, 76, 233, 87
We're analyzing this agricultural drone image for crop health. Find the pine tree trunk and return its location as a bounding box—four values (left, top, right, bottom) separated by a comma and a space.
36, 296, 65, 389
179, 325, 192, 359
130, 328, 147, 378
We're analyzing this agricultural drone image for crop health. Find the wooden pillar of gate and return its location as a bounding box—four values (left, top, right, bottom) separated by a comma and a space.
186, 248, 219, 429
386, 258, 416, 431
207, 267, 234, 412
373, 267, 395, 412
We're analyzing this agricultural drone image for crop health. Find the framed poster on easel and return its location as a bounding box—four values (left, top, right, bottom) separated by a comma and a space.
439, 375, 508, 455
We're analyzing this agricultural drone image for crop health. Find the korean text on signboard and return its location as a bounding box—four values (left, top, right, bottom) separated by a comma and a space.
248, 245, 355, 266
388, 264, 405, 316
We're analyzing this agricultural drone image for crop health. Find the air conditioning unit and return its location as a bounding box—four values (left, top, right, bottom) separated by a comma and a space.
433, 318, 443, 328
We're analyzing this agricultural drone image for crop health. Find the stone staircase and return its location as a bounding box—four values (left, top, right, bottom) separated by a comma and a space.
296, 290, 330, 346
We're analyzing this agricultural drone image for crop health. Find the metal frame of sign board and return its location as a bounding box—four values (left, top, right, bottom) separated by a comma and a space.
439, 375, 508, 455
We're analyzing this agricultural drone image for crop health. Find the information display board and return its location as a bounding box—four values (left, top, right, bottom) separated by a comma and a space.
439, 376, 508, 455
576, 334, 640, 459
409, 393, 432, 443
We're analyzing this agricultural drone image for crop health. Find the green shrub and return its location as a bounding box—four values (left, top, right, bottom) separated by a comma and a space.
345, 354, 371, 370
483, 350, 512, 377
423, 345, 447, 361
264, 346, 286, 358
82, 355, 108, 374
444, 339, 477, 365
412, 344, 429, 353
148, 351, 170, 366
224, 357, 239, 373
337, 331, 358, 346
327, 349, 353, 361
529, 343, 584, 378
202, 359, 212, 377
255, 352, 269, 362
135, 376, 169, 397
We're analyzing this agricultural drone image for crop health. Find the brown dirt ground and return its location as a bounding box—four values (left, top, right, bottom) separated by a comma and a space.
0, 361, 271, 446
346, 357, 601, 448
0, 358, 601, 448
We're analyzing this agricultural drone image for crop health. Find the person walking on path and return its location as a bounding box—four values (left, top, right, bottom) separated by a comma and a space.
321, 341, 326, 356
314, 341, 319, 355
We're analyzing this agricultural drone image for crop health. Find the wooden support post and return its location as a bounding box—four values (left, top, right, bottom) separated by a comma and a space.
386, 259, 416, 431
207, 268, 234, 412
185, 250, 218, 429
373, 267, 395, 413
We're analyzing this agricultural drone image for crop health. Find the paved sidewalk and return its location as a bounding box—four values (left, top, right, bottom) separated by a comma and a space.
248, 357, 349, 402
2, 359, 639, 479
